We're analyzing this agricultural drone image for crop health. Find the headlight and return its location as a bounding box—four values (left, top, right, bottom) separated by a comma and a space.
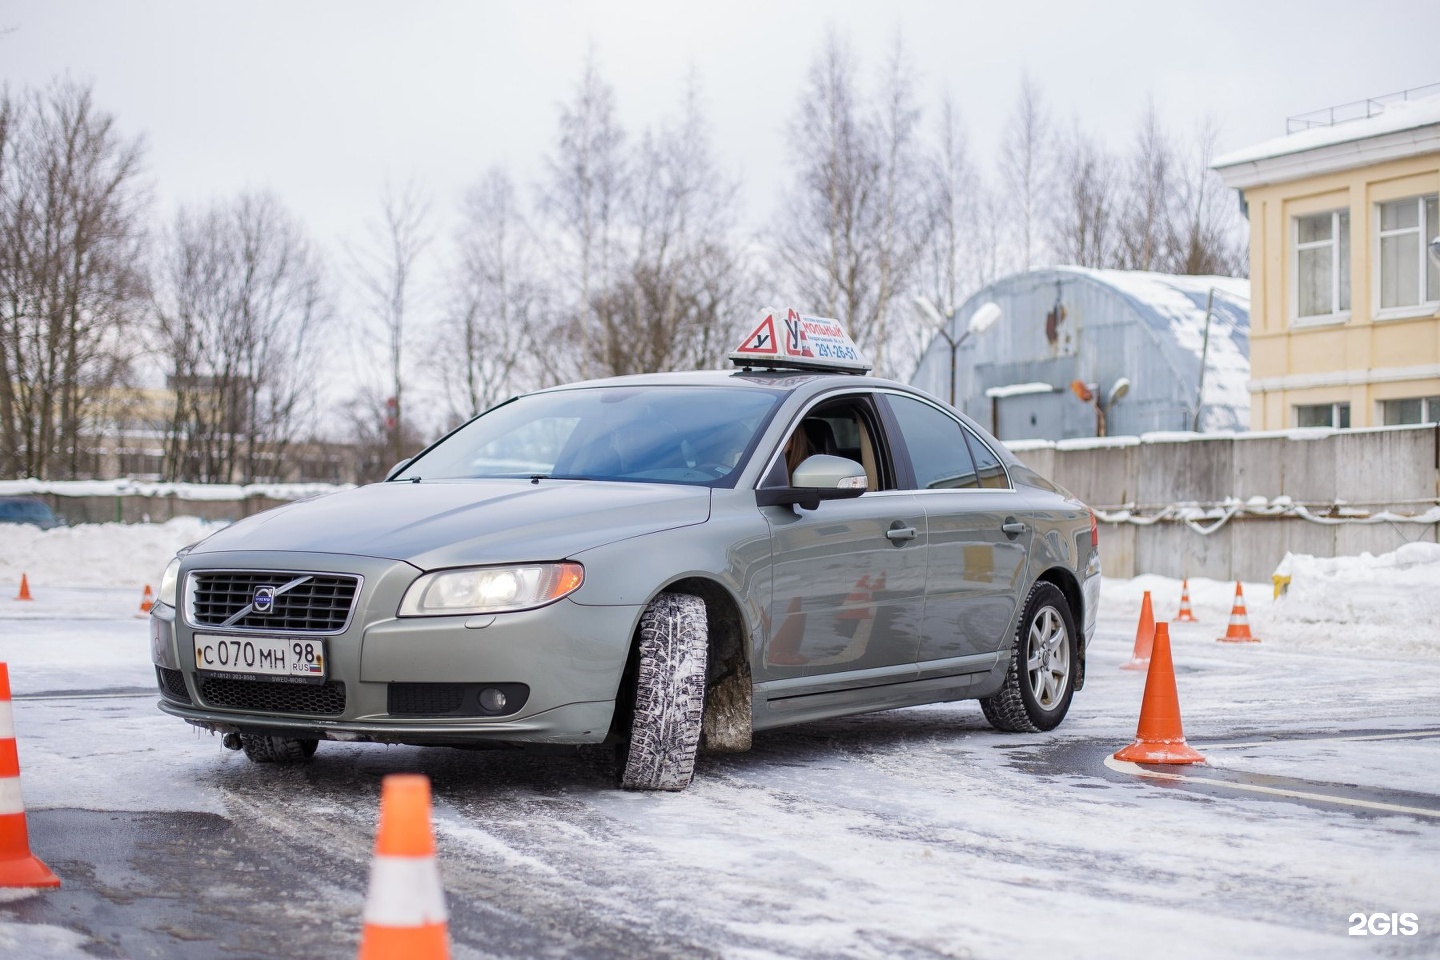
158, 557, 182, 607
398, 563, 584, 617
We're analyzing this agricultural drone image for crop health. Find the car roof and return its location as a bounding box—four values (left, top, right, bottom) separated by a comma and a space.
529, 368, 918, 396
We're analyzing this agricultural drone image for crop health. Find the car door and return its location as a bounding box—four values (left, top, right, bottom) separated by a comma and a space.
757, 392, 927, 691
880, 392, 1031, 674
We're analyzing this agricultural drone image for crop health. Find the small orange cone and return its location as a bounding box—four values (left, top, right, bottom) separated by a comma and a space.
14, 575, 32, 602
1174, 579, 1197, 622
1121, 591, 1155, 670
1217, 581, 1260, 643
1114, 624, 1205, 765
0, 663, 62, 887
358, 774, 449, 960
136, 584, 154, 617
836, 574, 872, 621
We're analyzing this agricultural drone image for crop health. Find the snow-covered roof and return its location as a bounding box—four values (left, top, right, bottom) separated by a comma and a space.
1056, 267, 1251, 431
1213, 95, 1440, 189
984, 382, 1055, 399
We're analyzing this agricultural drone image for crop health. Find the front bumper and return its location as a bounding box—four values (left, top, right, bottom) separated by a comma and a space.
151, 551, 642, 746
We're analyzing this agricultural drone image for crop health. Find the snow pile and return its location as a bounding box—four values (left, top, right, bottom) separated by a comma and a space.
0, 478, 352, 501
1268, 543, 1440, 659
0, 517, 215, 589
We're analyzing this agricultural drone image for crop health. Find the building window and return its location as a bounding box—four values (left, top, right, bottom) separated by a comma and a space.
1381, 396, 1440, 425
1295, 402, 1350, 428
1377, 195, 1439, 313
1295, 210, 1350, 319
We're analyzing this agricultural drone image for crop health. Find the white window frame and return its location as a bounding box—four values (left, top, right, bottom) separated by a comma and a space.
1374, 194, 1440, 321
1378, 396, 1440, 425
1293, 401, 1351, 429
1291, 209, 1350, 326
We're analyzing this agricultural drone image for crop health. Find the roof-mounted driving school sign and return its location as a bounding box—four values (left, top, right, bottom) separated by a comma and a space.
728, 307, 872, 375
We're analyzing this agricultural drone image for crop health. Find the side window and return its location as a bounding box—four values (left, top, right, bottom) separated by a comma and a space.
763, 394, 893, 491
886, 394, 979, 490
962, 426, 1010, 489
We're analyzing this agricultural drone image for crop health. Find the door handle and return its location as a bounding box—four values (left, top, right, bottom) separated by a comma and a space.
886, 524, 918, 542
1001, 519, 1026, 537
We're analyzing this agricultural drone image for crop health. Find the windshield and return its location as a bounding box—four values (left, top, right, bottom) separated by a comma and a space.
397, 385, 781, 485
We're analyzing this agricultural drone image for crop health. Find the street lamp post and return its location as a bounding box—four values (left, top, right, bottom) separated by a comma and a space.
916, 299, 1001, 408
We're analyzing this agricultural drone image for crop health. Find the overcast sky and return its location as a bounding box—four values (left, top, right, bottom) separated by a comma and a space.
5, 0, 1439, 253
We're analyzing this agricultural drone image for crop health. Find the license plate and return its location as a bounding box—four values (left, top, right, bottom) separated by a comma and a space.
193, 634, 326, 684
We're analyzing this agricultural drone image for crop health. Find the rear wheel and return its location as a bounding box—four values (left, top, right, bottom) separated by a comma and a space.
620, 593, 708, 791
239, 733, 319, 764
981, 582, 1077, 733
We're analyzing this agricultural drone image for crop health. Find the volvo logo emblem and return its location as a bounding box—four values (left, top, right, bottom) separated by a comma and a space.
253, 586, 276, 613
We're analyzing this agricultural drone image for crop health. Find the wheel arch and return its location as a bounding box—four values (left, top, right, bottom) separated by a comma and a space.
614, 575, 754, 753
1035, 565, 1086, 691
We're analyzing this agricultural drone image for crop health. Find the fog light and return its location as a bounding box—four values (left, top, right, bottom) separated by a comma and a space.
479, 688, 507, 712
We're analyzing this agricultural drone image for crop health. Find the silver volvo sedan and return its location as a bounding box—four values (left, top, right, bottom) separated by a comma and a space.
151, 318, 1100, 791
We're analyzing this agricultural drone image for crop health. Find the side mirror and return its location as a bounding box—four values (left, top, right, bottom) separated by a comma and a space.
756, 454, 868, 510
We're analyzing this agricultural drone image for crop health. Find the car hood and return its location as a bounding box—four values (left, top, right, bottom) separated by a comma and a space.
190, 479, 713, 569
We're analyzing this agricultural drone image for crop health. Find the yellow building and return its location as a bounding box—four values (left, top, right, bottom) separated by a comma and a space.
1214, 90, 1440, 429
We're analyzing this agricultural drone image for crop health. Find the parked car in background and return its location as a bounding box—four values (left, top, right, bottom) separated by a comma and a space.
150, 309, 1101, 791
0, 496, 66, 530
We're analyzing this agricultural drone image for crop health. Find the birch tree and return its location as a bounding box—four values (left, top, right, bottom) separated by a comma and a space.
0, 82, 147, 479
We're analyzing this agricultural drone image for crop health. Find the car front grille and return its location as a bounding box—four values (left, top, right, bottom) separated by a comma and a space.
156, 666, 192, 704
200, 677, 347, 716
189, 571, 359, 633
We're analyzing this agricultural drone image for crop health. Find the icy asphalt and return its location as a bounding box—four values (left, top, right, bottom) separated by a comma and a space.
0, 583, 1437, 959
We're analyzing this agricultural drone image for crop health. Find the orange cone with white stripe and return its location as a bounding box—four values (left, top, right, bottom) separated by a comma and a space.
14, 575, 32, 602
137, 584, 154, 617
1217, 581, 1260, 643
1174, 579, 1197, 622
358, 774, 448, 960
1121, 591, 1155, 670
0, 662, 61, 888
1114, 624, 1206, 765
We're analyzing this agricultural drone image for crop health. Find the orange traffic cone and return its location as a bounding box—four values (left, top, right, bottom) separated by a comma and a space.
1174, 579, 1197, 622
136, 584, 154, 617
1217, 581, 1260, 643
358, 774, 448, 960
14, 575, 32, 602
1114, 624, 1206, 765
1121, 591, 1156, 670
0, 663, 61, 887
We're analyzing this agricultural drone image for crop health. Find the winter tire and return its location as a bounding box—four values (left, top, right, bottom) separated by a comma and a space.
620, 592, 708, 791
980, 582, 1077, 733
239, 733, 319, 764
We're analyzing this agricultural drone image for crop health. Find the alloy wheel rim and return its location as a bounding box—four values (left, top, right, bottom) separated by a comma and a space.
1026, 605, 1070, 709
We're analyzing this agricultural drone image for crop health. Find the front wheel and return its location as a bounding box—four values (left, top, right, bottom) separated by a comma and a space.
620, 593, 708, 791
981, 582, 1077, 733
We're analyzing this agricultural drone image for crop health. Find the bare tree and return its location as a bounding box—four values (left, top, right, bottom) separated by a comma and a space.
0, 81, 148, 479
1116, 100, 1173, 272
1166, 117, 1247, 276
441, 167, 541, 423
541, 50, 626, 383
999, 75, 1052, 273
773, 32, 884, 359
919, 91, 984, 316
868, 36, 933, 376
347, 181, 431, 468
150, 193, 326, 483
1051, 122, 1120, 268
594, 75, 749, 377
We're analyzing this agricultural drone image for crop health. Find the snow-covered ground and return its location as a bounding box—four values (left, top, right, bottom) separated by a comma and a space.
0, 522, 1437, 958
